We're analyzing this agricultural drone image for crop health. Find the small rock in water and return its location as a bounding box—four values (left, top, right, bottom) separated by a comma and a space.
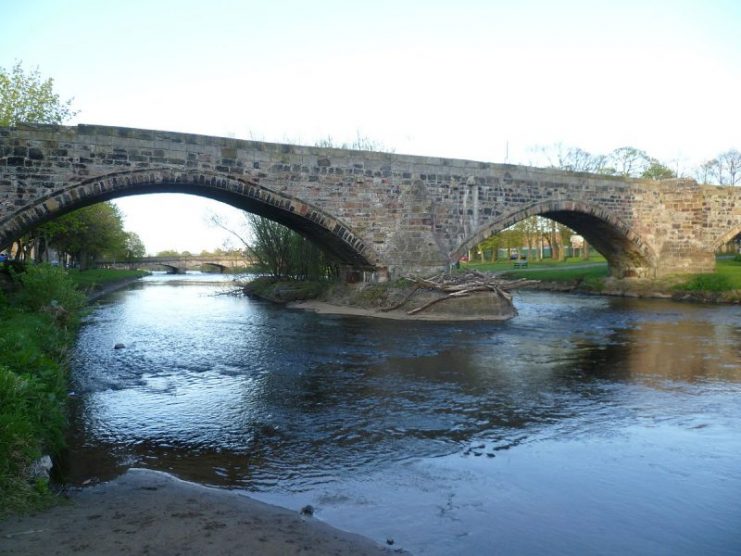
114, 343, 125, 350
386, 538, 395, 546
300, 505, 314, 517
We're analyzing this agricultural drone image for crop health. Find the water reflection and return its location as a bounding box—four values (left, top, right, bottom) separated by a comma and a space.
66, 277, 741, 554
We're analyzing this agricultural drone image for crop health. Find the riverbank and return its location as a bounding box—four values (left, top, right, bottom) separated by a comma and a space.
0, 468, 400, 556
470, 256, 741, 304
66, 269, 150, 302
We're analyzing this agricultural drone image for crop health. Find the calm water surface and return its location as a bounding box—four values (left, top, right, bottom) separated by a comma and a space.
66, 272, 741, 555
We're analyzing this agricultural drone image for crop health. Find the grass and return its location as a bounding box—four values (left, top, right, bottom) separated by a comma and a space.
672, 259, 741, 293
0, 265, 85, 515
497, 256, 740, 298
462, 254, 606, 273
67, 268, 149, 291
503, 265, 609, 283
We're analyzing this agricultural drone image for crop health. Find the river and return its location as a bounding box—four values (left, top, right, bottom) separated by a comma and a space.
64, 272, 741, 555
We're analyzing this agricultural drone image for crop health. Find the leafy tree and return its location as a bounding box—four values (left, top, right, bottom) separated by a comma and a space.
641, 160, 676, 180
0, 61, 77, 126
156, 249, 181, 257
38, 203, 127, 269
246, 215, 339, 280
119, 232, 146, 261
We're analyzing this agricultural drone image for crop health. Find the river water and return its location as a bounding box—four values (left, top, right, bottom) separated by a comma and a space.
65, 272, 741, 555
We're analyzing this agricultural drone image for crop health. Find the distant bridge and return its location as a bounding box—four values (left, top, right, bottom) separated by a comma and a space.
97, 254, 250, 273
1, 124, 739, 279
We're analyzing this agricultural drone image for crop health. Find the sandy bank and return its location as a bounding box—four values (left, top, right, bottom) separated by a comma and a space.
0, 469, 402, 556
288, 299, 514, 321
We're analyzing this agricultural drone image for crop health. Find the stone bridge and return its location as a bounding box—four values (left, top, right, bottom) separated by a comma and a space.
1, 124, 739, 279
97, 254, 250, 273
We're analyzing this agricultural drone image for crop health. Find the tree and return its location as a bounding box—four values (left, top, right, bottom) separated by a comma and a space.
38, 203, 127, 269
717, 149, 741, 185
0, 61, 77, 126
641, 160, 676, 180
314, 133, 394, 152
120, 232, 146, 261
156, 249, 181, 257
603, 146, 652, 177
694, 150, 741, 185
529, 143, 606, 173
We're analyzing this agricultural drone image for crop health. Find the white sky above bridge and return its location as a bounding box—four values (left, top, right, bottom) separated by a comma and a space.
2, 0, 739, 254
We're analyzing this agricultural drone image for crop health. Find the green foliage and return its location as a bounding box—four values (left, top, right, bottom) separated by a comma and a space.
0, 264, 85, 514
0, 61, 78, 126
247, 215, 339, 280
119, 231, 146, 260
12, 264, 85, 317
243, 276, 329, 303
156, 249, 182, 257
35, 202, 128, 268
503, 265, 609, 284
673, 260, 741, 292
674, 273, 733, 292
641, 160, 676, 180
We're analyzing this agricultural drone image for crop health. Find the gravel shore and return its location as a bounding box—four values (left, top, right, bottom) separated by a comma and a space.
0, 469, 403, 556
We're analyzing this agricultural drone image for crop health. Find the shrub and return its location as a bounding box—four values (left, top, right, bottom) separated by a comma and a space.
12, 264, 85, 316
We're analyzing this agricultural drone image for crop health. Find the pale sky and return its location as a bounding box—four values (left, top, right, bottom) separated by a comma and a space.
2, 0, 739, 254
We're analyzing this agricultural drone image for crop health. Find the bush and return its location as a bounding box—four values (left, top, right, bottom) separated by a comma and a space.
12, 264, 85, 316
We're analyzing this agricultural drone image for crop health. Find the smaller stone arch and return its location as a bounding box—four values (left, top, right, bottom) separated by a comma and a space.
451, 200, 658, 278
0, 168, 381, 269
712, 226, 741, 252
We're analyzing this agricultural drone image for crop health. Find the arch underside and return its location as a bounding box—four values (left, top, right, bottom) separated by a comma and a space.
714, 227, 741, 250
0, 170, 378, 269
455, 202, 657, 278
541, 210, 652, 276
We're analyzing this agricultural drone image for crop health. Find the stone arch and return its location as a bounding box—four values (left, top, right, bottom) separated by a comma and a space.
451, 200, 658, 278
0, 168, 380, 269
712, 226, 741, 252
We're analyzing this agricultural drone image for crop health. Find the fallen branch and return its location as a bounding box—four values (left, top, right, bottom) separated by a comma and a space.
400, 271, 538, 315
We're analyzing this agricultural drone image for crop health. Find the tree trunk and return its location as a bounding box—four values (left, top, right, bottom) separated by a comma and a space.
581, 240, 590, 260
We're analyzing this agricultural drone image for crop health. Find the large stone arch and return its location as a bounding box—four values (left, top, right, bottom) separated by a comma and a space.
451, 200, 658, 278
0, 168, 380, 269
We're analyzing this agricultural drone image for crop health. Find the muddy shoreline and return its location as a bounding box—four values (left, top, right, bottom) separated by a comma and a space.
0, 469, 403, 556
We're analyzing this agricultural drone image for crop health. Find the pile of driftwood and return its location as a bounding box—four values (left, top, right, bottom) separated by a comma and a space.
383, 271, 537, 315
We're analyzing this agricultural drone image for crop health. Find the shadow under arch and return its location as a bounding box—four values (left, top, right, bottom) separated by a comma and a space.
451, 200, 658, 278
0, 168, 380, 269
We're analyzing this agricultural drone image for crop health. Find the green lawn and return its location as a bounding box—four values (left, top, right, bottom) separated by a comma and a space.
462, 254, 606, 273
67, 269, 149, 291
672, 258, 741, 292
502, 265, 609, 283
498, 257, 741, 294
